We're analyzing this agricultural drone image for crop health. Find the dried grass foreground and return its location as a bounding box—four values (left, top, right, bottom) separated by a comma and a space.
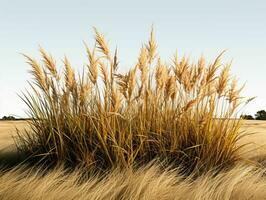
0, 163, 265, 200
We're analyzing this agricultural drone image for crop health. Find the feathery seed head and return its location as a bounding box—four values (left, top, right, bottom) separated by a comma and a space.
216, 64, 231, 96
112, 47, 119, 72
145, 26, 157, 64
63, 56, 76, 91
93, 27, 110, 58
165, 75, 177, 100
23, 54, 48, 91
111, 87, 122, 112
99, 61, 109, 87
155, 58, 168, 91
128, 68, 136, 99
138, 46, 149, 85
39, 47, 59, 80
85, 44, 98, 84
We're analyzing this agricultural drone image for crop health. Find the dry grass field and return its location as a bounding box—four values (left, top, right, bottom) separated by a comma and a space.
0, 29, 265, 199
0, 121, 28, 150
0, 120, 266, 200
239, 121, 266, 160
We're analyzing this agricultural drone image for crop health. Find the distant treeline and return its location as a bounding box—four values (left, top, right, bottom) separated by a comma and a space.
0, 115, 30, 121
241, 110, 266, 120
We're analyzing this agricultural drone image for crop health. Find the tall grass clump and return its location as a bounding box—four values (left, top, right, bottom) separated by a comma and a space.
17, 28, 246, 175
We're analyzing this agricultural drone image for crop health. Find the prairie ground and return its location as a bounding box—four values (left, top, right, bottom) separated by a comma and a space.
0, 121, 28, 151
238, 120, 266, 159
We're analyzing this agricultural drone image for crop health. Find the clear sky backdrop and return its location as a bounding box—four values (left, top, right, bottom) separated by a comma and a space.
0, 0, 265, 118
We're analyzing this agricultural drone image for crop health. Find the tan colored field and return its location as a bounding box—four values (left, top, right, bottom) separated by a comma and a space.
0, 121, 28, 151
239, 120, 266, 159
1, 120, 266, 200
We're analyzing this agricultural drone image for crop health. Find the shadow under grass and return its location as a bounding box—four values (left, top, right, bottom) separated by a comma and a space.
0, 146, 29, 170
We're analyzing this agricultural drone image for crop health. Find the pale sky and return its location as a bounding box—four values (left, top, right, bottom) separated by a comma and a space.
0, 0, 265, 118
